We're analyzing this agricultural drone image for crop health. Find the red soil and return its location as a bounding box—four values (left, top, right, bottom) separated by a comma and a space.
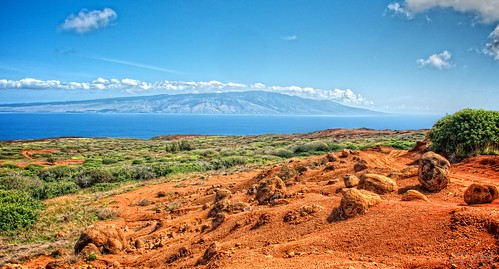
15, 148, 84, 168
21, 148, 499, 269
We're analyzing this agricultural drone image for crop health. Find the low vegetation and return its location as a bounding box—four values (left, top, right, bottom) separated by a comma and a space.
429, 109, 499, 161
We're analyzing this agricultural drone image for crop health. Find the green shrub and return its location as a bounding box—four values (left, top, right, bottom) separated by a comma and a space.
74, 168, 113, 188
41, 181, 79, 199
101, 158, 118, 165
0, 172, 44, 199
429, 109, 499, 161
0, 190, 42, 230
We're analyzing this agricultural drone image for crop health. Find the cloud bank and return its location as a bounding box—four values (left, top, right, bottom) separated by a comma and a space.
0, 78, 373, 106
417, 50, 454, 69
60, 8, 117, 34
387, 0, 499, 23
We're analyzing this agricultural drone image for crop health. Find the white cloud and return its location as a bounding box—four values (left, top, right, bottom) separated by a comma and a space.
387, 2, 414, 19
0, 78, 374, 106
416, 50, 454, 69
60, 8, 117, 34
283, 35, 298, 41
484, 25, 499, 60
389, 0, 499, 23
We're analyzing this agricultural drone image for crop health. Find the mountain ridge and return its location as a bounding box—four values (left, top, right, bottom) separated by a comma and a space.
0, 91, 382, 115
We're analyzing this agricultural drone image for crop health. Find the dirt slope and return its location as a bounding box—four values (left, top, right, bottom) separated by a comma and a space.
23, 148, 499, 269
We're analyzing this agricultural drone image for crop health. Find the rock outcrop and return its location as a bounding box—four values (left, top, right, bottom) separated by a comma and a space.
74, 224, 126, 255
418, 152, 450, 192
464, 184, 499, 205
358, 174, 397, 194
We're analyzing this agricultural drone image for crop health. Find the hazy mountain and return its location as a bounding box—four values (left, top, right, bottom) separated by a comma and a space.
0, 91, 381, 115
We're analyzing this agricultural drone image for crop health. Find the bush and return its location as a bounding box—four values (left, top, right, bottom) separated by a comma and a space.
0, 172, 45, 199
429, 109, 499, 161
0, 190, 42, 230
74, 168, 113, 188
41, 181, 79, 199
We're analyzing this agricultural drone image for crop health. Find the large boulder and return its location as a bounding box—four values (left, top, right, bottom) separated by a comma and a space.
255, 176, 287, 204
340, 188, 381, 219
464, 184, 499, 205
358, 174, 397, 194
74, 224, 126, 255
418, 152, 450, 192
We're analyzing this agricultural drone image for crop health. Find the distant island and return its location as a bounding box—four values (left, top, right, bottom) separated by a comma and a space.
0, 91, 381, 115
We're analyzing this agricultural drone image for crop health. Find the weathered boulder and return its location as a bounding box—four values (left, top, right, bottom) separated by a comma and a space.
464, 184, 499, 205
208, 199, 249, 218
418, 152, 450, 192
214, 188, 232, 202
325, 153, 337, 162
354, 160, 368, 172
389, 166, 418, 180
358, 174, 397, 194
340, 188, 381, 219
212, 212, 227, 229
401, 190, 430, 202
255, 176, 287, 204
340, 149, 350, 158
74, 224, 126, 255
343, 174, 360, 188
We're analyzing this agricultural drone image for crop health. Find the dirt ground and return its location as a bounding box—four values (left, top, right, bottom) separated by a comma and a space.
20, 146, 499, 269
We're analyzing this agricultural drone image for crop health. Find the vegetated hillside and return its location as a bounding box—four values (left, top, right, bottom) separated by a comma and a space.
0, 91, 381, 115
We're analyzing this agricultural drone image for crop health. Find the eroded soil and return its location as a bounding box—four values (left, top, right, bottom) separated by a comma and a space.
18, 147, 499, 268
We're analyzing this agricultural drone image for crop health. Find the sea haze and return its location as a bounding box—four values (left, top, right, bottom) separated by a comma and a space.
0, 113, 442, 140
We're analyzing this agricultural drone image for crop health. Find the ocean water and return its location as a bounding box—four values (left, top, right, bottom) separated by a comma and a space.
0, 113, 443, 140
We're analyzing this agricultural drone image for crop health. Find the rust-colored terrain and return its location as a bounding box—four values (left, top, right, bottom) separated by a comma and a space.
21, 145, 499, 269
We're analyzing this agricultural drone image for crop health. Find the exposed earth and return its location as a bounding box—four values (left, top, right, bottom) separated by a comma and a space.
6, 139, 499, 268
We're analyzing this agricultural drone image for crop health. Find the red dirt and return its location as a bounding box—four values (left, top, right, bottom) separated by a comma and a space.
15, 148, 84, 168
21, 149, 59, 159
21, 148, 499, 269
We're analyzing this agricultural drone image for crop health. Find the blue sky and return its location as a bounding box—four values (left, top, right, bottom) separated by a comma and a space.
0, 0, 498, 113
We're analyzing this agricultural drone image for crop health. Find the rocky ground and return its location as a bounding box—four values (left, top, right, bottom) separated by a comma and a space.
11, 145, 499, 269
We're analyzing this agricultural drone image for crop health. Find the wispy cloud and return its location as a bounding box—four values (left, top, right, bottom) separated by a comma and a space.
0, 78, 374, 106
484, 25, 499, 60
416, 50, 454, 69
282, 35, 298, 41
84, 55, 182, 74
386, 2, 413, 19
388, 0, 499, 24
60, 8, 117, 34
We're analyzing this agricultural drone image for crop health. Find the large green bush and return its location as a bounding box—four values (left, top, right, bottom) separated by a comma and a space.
0, 190, 42, 231
429, 109, 499, 161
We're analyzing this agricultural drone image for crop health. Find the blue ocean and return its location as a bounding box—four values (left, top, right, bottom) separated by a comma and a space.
0, 113, 442, 140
